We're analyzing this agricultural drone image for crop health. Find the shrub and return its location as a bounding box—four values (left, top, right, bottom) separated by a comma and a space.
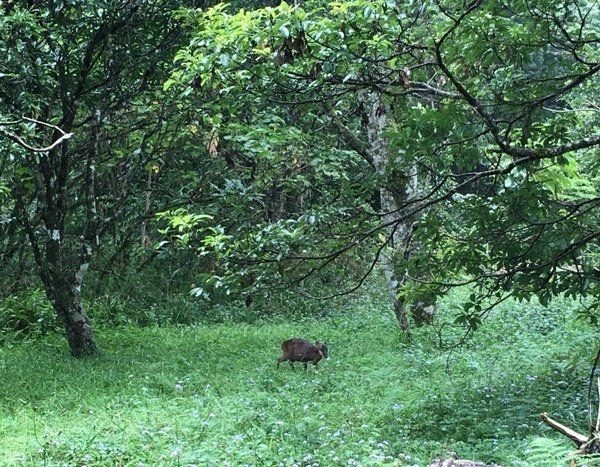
0, 289, 60, 343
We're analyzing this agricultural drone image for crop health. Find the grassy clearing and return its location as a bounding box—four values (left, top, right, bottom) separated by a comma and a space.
0, 295, 596, 466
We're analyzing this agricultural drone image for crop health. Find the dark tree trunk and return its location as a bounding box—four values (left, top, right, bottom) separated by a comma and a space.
26, 237, 99, 356
50, 111, 100, 356
10, 113, 101, 356
39, 235, 98, 356
63, 313, 97, 357
51, 285, 97, 357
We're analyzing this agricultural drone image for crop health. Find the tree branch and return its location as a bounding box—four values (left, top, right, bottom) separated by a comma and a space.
0, 117, 73, 153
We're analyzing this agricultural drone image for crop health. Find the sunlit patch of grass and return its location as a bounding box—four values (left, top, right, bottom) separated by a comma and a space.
0, 294, 595, 465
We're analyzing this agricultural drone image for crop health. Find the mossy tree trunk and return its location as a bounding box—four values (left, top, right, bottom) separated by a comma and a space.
44, 266, 97, 357
362, 91, 436, 331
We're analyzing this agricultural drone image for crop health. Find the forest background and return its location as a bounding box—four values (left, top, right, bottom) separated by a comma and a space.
1, 0, 599, 465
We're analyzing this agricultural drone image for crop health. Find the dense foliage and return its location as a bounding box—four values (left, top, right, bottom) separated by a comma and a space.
1, 0, 600, 463
0, 0, 598, 349
165, 0, 600, 323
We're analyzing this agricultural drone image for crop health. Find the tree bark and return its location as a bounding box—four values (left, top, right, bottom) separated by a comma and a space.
21, 173, 99, 356
14, 184, 99, 356
141, 168, 153, 247
362, 91, 436, 330
46, 272, 97, 357
362, 91, 411, 331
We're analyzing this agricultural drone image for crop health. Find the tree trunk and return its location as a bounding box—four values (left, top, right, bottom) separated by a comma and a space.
141, 168, 153, 247
50, 280, 97, 357
362, 91, 436, 331
64, 316, 96, 357
379, 240, 410, 331
10, 112, 101, 356
15, 186, 99, 356
38, 229, 98, 356
411, 301, 436, 326
362, 91, 410, 331
53, 110, 100, 356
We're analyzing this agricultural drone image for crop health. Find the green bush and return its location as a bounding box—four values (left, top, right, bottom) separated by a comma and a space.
0, 289, 60, 343
86, 274, 389, 327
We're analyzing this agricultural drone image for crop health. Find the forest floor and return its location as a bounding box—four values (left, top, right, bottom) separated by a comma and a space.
0, 293, 595, 466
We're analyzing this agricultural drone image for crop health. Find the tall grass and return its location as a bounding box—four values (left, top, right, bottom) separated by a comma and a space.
0, 292, 596, 466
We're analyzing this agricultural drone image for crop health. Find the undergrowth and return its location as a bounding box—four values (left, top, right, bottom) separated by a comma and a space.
0, 289, 597, 465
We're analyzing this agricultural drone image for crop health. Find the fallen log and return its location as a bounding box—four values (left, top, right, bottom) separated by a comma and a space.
540, 412, 588, 446
540, 412, 600, 456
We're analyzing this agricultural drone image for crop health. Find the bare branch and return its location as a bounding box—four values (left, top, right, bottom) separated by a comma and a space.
0, 117, 73, 153
540, 412, 588, 447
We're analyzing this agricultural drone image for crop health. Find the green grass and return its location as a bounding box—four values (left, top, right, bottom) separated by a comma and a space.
0, 295, 596, 466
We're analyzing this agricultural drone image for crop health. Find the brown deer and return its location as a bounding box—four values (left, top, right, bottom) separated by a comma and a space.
277, 338, 329, 370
